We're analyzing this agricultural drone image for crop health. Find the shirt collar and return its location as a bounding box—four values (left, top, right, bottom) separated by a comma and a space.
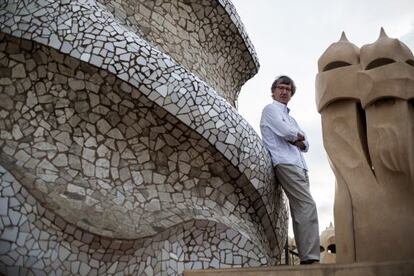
272, 100, 290, 113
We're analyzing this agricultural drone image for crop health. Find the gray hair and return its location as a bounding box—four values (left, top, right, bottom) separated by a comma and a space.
271, 75, 296, 96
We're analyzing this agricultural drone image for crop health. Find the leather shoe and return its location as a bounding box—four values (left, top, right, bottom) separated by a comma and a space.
300, 259, 320, 265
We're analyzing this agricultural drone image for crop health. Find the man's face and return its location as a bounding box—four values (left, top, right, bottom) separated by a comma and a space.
272, 83, 293, 105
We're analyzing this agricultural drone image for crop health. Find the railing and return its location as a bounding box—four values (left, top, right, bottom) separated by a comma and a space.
284, 240, 299, 265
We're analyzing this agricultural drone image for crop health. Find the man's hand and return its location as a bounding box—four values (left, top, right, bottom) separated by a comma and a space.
297, 132, 305, 141
288, 132, 306, 150
293, 140, 306, 150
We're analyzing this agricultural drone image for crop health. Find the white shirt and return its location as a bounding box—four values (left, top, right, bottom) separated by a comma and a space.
260, 100, 308, 170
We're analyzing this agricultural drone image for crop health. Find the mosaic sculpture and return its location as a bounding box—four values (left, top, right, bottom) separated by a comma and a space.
0, 0, 288, 275
316, 29, 414, 263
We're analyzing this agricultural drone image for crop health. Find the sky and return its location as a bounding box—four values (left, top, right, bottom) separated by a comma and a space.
231, 0, 414, 236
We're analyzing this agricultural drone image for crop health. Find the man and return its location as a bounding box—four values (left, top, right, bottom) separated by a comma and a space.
260, 75, 320, 264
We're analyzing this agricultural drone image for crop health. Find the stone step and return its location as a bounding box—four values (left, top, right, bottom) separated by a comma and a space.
184, 260, 414, 276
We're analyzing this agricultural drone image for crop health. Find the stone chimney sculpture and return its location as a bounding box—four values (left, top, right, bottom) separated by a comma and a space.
316, 29, 414, 263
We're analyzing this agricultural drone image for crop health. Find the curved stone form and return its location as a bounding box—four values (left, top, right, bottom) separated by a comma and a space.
316, 29, 414, 263
98, 0, 259, 107
316, 32, 361, 112
0, 167, 272, 275
0, 0, 288, 275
